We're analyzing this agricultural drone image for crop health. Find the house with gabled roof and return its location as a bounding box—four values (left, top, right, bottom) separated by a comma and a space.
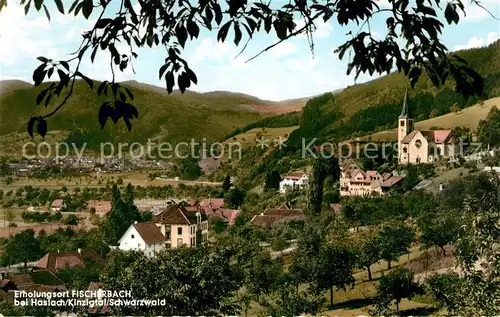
35, 249, 104, 272
118, 222, 167, 257
279, 171, 309, 194
339, 160, 404, 197
250, 204, 305, 227
398, 90, 459, 164
118, 204, 210, 252
50, 199, 66, 212
153, 204, 209, 248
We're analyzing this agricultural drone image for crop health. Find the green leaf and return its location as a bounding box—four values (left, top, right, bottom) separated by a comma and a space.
42, 4, 50, 21
186, 68, 197, 85
24, 0, 31, 14
205, 6, 213, 25
159, 63, 168, 80
36, 88, 49, 105
82, 0, 93, 19
233, 23, 242, 46
27, 117, 38, 138
165, 71, 175, 94
37, 119, 48, 137
187, 20, 200, 39
53, 0, 64, 14
68, 0, 79, 13
32, 64, 46, 86
95, 18, 112, 29
175, 24, 188, 48
57, 69, 70, 86
37, 56, 49, 63
59, 61, 69, 70
217, 21, 232, 42
34, 0, 43, 11
214, 3, 223, 25
75, 71, 94, 89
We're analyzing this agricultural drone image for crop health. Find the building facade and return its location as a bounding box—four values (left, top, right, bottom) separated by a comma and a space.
398, 90, 459, 164
339, 159, 405, 197
279, 171, 309, 194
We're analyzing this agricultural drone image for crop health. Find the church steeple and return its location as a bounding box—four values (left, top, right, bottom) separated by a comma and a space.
398, 88, 410, 119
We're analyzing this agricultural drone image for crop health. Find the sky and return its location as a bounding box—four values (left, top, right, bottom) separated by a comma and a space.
1, 0, 499, 101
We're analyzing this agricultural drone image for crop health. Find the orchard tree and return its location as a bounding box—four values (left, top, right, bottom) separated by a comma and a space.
9, 0, 487, 137
353, 229, 380, 281
373, 267, 421, 314
418, 212, 458, 255
376, 223, 415, 270
1, 229, 43, 267
311, 244, 355, 306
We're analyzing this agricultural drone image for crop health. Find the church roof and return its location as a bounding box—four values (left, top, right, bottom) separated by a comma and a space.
402, 130, 455, 144
398, 89, 411, 119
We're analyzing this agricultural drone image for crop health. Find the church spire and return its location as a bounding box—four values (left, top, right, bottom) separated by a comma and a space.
398, 88, 410, 119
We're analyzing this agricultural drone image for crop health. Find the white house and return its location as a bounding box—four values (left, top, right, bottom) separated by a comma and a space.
118, 222, 167, 257
279, 171, 309, 194
50, 199, 67, 212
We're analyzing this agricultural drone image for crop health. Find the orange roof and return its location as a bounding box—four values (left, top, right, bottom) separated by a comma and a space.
50, 199, 64, 207
209, 209, 240, 225
402, 130, 454, 144
381, 176, 405, 187
283, 171, 307, 180
36, 249, 103, 271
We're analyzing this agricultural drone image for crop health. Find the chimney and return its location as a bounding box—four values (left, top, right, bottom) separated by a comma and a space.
134, 221, 138, 224
439, 183, 444, 191
77, 248, 82, 254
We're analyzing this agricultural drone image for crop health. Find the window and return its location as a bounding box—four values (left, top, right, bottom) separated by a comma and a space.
400, 120, 405, 126
177, 227, 182, 235
138, 243, 141, 249
403, 147, 408, 153
415, 139, 422, 148
131, 234, 134, 239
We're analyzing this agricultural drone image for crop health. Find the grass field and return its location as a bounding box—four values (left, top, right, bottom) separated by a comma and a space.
223, 126, 299, 147
0, 171, 221, 191
350, 97, 500, 142
246, 246, 445, 316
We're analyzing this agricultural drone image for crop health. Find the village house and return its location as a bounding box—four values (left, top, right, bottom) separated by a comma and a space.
118, 222, 167, 257
185, 198, 239, 225
398, 90, 459, 164
119, 204, 209, 252
279, 171, 309, 194
50, 199, 66, 212
86, 200, 112, 214
250, 203, 305, 226
208, 209, 240, 225
339, 159, 405, 197
198, 198, 225, 213
198, 156, 221, 174
0, 271, 66, 296
35, 249, 104, 272
153, 204, 209, 248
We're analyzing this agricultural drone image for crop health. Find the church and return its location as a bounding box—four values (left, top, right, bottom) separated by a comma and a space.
398, 90, 459, 165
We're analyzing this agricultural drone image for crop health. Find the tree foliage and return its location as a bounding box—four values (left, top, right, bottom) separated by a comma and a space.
373, 267, 421, 314
1, 229, 43, 266
101, 184, 142, 245
14, 0, 488, 136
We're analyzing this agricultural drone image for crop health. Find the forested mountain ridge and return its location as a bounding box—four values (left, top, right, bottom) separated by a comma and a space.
220, 41, 500, 188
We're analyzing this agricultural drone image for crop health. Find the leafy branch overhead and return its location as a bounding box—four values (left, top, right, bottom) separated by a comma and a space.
19, 0, 489, 137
